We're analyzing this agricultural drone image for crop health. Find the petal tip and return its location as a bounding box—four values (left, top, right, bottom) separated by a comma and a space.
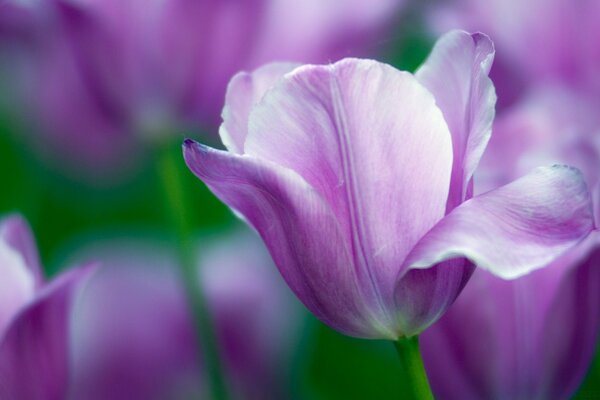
182, 138, 197, 149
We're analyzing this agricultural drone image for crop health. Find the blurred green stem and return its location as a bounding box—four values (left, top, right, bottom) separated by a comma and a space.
394, 336, 434, 400
156, 141, 229, 400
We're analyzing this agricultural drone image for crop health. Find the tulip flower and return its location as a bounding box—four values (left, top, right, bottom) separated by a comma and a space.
68, 232, 302, 400
428, 0, 600, 105
184, 30, 595, 340
0, 0, 403, 179
420, 84, 600, 400
0, 215, 95, 399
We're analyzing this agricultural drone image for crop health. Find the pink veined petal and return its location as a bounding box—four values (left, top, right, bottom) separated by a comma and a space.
0, 215, 43, 286
416, 30, 496, 208
183, 140, 393, 338
403, 165, 594, 279
220, 62, 300, 154
244, 58, 453, 312
0, 263, 96, 400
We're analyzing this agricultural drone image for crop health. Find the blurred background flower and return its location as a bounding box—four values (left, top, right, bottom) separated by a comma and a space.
67, 230, 303, 400
421, 232, 600, 400
0, 0, 405, 184
0, 215, 94, 400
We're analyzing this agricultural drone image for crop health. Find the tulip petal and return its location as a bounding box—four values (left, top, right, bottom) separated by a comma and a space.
220, 62, 300, 154
0, 215, 43, 286
0, 264, 96, 400
0, 216, 42, 334
403, 165, 594, 279
244, 59, 453, 308
183, 140, 393, 338
416, 30, 496, 207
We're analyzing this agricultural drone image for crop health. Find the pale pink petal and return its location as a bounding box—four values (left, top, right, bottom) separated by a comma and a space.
220, 62, 300, 154
404, 165, 594, 279
416, 30, 496, 207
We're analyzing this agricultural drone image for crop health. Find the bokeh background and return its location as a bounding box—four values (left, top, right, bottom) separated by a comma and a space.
0, 0, 599, 398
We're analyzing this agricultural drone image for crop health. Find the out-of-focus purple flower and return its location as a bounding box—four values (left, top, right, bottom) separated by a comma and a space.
0, 214, 95, 400
0, 0, 404, 180
429, 0, 600, 106
421, 85, 600, 400
183, 30, 595, 340
68, 232, 302, 400
477, 86, 600, 199
421, 234, 600, 400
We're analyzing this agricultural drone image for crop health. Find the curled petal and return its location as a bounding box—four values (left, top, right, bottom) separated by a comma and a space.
220, 62, 300, 154
183, 140, 391, 338
394, 258, 474, 337
416, 30, 496, 207
0, 264, 96, 400
403, 165, 594, 279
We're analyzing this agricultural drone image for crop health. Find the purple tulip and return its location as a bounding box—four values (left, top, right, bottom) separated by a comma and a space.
183, 30, 595, 339
68, 232, 302, 400
0, 215, 95, 400
421, 85, 600, 399
0, 0, 403, 179
429, 0, 600, 106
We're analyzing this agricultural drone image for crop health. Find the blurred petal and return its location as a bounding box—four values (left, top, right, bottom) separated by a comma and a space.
416, 30, 496, 207
220, 62, 300, 154
404, 165, 594, 279
0, 264, 96, 400
476, 85, 600, 194
198, 232, 303, 398
183, 140, 383, 338
0, 233, 36, 334
245, 59, 453, 306
422, 230, 600, 400
70, 248, 201, 400
0, 215, 43, 285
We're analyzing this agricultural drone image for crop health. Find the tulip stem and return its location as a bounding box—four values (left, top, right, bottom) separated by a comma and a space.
394, 336, 434, 400
156, 141, 229, 400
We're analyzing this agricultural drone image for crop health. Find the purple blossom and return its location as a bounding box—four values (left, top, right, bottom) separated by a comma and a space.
0, 0, 403, 179
183, 31, 595, 339
0, 215, 95, 399
68, 232, 302, 400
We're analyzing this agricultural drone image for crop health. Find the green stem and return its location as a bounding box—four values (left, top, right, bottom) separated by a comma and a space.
394, 336, 434, 400
156, 141, 229, 400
